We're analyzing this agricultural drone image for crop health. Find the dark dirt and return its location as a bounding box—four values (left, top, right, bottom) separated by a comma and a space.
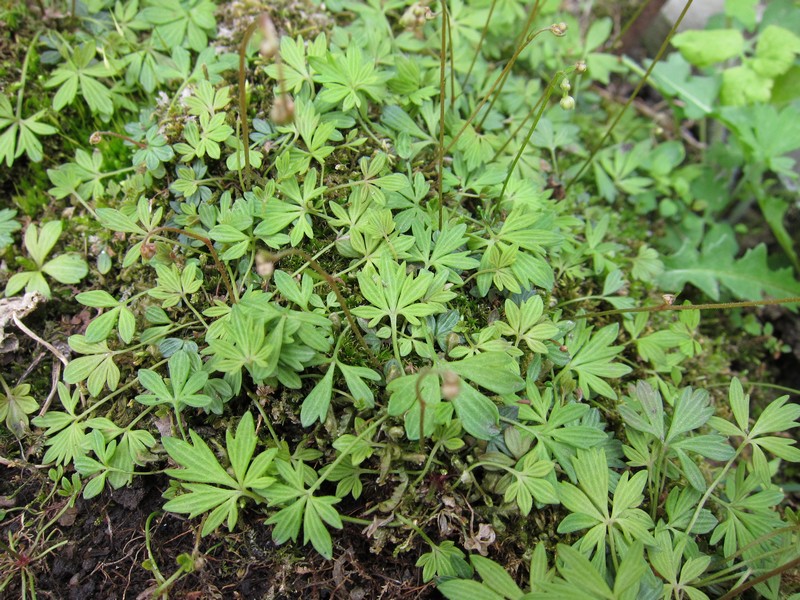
1, 469, 437, 600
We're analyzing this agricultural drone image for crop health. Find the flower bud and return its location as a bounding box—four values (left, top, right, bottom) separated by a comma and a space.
575, 61, 587, 74
560, 95, 575, 110
255, 250, 274, 277
445, 332, 460, 354
441, 370, 460, 400
141, 242, 156, 260
270, 94, 295, 125
550, 22, 567, 36
89, 131, 103, 145
259, 15, 279, 59
560, 78, 571, 92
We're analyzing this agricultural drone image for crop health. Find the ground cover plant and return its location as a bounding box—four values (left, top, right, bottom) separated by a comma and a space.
1, 0, 800, 597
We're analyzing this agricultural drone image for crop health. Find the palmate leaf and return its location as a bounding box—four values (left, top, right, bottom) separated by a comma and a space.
309, 46, 389, 111
136, 350, 212, 412
0, 95, 58, 167
63, 335, 120, 397
263, 460, 343, 559
709, 378, 800, 484
32, 383, 88, 466
416, 540, 472, 583
206, 305, 284, 382
498, 452, 559, 516
163, 412, 277, 536
5, 220, 88, 298
352, 255, 444, 327
493, 296, 560, 354
266, 34, 327, 93
0, 382, 38, 438
558, 448, 655, 570
44, 41, 117, 115
659, 227, 800, 307
560, 321, 631, 400
77, 290, 137, 344
516, 379, 608, 482
407, 222, 480, 277
140, 0, 217, 52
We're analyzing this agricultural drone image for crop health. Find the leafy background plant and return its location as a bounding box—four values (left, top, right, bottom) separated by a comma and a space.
0, 0, 799, 598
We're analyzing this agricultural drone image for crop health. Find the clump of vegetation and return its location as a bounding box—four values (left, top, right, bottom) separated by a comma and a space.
1, 0, 799, 598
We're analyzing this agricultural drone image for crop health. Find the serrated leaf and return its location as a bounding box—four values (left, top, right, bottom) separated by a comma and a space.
660, 235, 800, 307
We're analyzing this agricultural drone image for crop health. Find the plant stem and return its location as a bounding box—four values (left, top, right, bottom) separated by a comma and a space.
311, 414, 388, 493
181, 293, 209, 328
477, 0, 542, 130
238, 19, 261, 182
90, 130, 146, 148
575, 296, 800, 320
16, 30, 44, 119
462, 0, 497, 94
147, 226, 236, 301
565, 0, 694, 193
500, 70, 565, 199
426, 25, 552, 172
684, 447, 741, 535
718, 555, 800, 600
437, 0, 448, 230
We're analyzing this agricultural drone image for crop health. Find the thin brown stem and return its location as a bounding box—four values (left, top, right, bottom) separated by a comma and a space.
718, 556, 800, 600
565, 0, 694, 193
438, 0, 448, 230
90, 131, 147, 149
574, 296, 800, 320
477, 0, 542, 130
258, 248, 381, 370
447, 6, 455, 107
146, 227, 236, 301
462, 0, 497, 94
238, 19, 261, 182
426, 25, 551, 172
500, 70, 566, 199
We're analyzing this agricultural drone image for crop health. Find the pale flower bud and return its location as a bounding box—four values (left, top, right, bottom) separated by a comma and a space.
560, 95, 575, 110
270, 94, 295, 125
441, 371, 460, 400
255, 250, 274, 277
259, 15, 279, 59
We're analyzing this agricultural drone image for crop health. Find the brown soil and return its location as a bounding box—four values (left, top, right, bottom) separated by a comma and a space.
1, 470, 435, 599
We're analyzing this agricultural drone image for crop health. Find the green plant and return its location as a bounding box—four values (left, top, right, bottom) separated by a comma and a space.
4, 221, 88, 298
0, 32, 57, 168
2, 0, 800, 596
0, 376, 37, 438
140, 512, 206, 599
161, 411, 277, 535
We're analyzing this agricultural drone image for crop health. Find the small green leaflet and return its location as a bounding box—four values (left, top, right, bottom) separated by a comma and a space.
136, 350, 213, 412
0, 381, 38, 438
